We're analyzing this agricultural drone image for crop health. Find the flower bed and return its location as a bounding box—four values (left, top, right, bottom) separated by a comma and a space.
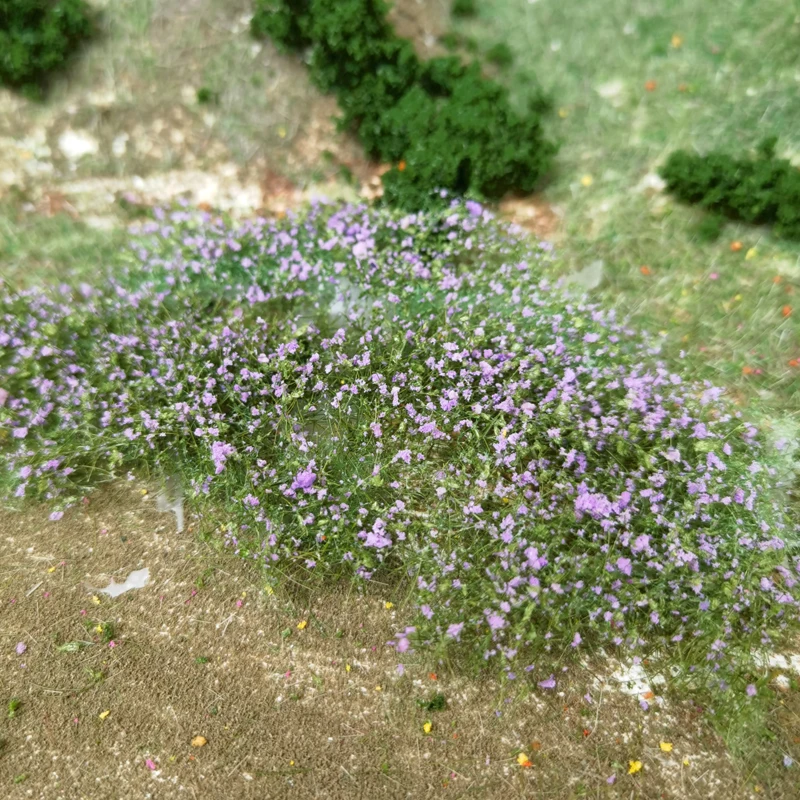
1, 198, 797, 695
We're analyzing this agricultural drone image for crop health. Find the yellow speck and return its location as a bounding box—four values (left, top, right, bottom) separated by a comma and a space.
659, 741, 673, 753
734, 294, 742, 301
558, 108, 569, 118
91, 595, 101, 605
95, 624, 104, 634
384, 601, 394, 609
140, 489, 148, 496
580, 175, 593, 187
671, 34, 683, 48
278, 126, 287, 138
345, 664, 351, 672
241, 592, 247, 598
683, 757, 690, 766
628, 760, 643, 775
48, 566, 57, 573
375, 685, 382, 691
297, 620, 308, 630
191, 735, 207, 748
99, 709, 110, 721
289, 760, 295, 766
265, 585, 274, 595
745, 247, 757, 260
423, 721, 432, 734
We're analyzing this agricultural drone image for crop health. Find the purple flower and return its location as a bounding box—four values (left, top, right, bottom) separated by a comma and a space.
15, 642, 26, 655
447, 622, 465, 640
12, 426, 28, 439
538, 675, 556, 690
746, 684, 757, 697
291, 465, 317, 494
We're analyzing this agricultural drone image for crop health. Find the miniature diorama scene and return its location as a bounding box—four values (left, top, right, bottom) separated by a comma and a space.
1, 1, 799, 797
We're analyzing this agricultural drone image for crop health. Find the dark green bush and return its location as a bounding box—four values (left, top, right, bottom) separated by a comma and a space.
451, 0, 477, 17
0, 0, 94, 94
486, 42, 514, 69
251, 0, 555, 209
660, 139, 800, 240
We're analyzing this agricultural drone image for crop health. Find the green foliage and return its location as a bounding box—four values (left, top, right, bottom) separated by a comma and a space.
7, 698, 21, 719
451, 0, 477, 17
486, 42, 514, 69
251, 0, 555, 209
660, 140, 800, 240
418, 693, 448, 712
195, 86, 219, 105
0, 0, 94, 95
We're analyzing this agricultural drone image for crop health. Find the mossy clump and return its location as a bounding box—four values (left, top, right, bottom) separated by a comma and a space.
0, 0, 95, 95
660, 138, 800, 240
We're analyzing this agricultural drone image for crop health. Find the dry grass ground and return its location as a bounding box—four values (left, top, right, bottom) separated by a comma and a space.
3, 485, 796, 799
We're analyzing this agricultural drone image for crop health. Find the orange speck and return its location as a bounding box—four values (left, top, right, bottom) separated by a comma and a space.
782, 305, 792, 317
428, 672, 438, 681
398, 160, 407, 172
789, 359, 799, 368
531, 741, 542, 752
645, 80, 657, 92
640, 265, 652, 276
582, 728, 591, 737
773, 275, 783, 284
742, 365, 754, 375
642, 691, 655, 700
730, 241, 743, 252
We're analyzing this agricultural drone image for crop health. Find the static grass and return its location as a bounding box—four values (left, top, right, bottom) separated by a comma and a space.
0, 205, 126, 288
462, 0, 800, 412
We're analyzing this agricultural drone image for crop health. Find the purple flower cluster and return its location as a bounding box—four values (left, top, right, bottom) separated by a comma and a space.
1, 198, 797, 691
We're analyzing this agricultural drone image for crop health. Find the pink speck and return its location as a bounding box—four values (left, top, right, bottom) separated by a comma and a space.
80, 609, 87, 616
145, 758, 157, 770
709, 272, 719, 280
108, 640, 117, 649
15, 642, 26, 655
236, 599, 243, 608
284, 670, 292, 679
43, 591, 50, 599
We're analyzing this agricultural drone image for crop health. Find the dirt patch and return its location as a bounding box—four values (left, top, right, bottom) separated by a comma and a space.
0, 485, 792, 799
499, 195, 564, 241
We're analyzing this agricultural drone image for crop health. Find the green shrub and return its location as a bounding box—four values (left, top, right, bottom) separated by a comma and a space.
486, 42, 514, 69
451, 0, 477, 17
660, 139, 800, 240
251, 0, 555, 209
0, 0, 94, 94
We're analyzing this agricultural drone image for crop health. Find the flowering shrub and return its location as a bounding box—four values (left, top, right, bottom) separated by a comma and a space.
1, 198, 797, 695
0, 0, 95, 95
250, 0, 555, 209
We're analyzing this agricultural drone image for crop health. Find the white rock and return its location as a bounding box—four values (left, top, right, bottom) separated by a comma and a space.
111, 134, 129, 158
58, 130, 99, 161
596, 79, 625, 99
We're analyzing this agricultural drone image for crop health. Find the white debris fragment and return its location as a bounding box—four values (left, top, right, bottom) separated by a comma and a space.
156, 476, 184, 533
637, 173, 667, 193
566, 259, 604, 291
94, 568, 150, 598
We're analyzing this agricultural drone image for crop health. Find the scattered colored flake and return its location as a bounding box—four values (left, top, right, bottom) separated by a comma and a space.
628, 760, 643, 774
423, 721, 432, 734
516, 752, 532, 768
659, 742, 673, 752
99, 710, 110, 720
297, 620, 308, 630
